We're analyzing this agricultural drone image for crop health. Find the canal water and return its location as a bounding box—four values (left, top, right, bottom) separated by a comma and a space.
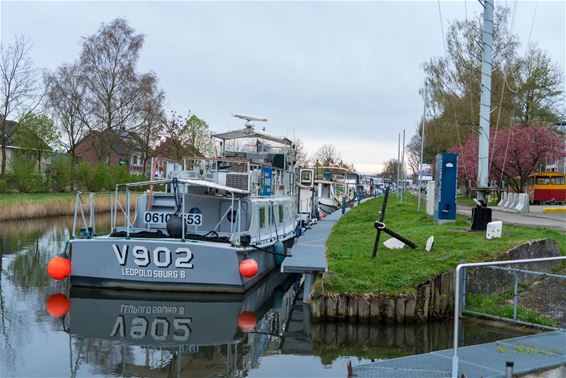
1, 216, 529, 377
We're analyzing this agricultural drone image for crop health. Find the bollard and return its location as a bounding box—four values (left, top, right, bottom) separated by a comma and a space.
506, 361, 513, 378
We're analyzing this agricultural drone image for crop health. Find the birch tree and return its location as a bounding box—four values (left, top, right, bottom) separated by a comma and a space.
0, 36, 42, 177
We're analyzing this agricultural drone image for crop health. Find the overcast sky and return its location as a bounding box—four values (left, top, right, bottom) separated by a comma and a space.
1, 1, 564, 173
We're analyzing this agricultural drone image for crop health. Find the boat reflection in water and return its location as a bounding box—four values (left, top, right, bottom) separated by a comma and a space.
65, 271, 299, 377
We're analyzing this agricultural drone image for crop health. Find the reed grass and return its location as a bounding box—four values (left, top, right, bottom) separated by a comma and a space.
0, 193, 131, 222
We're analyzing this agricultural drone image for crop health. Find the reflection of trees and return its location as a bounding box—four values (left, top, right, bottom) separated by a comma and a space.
8, 238, 52, 290
308, 321, 530, 364
70, 337, 134, 377
2, 214, 117, 291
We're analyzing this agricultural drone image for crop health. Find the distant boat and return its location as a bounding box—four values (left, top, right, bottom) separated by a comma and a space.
316, 179, 340, 215
296, 168, 319, 226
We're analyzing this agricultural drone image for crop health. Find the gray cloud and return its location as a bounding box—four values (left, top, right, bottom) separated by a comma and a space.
1, 1, 563, 172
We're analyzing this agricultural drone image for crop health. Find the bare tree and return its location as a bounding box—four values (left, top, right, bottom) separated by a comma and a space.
78, 18, 146, 158
312, 144, 341, 166
0, 36, 42, 177
293, 138, 308, 166
381, 159, 401, 181
158, 112, 190, 161
44, 62, 87, 161
133, 73, 164, 176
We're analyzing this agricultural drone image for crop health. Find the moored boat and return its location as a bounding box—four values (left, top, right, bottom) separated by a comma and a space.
63, 114, 299, 293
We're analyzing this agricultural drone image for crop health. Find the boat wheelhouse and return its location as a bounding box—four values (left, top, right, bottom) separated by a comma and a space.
296, 168, 319, 226
67, 114, 298, 293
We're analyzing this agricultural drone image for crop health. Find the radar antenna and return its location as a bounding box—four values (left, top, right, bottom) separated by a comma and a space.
232, 113, 267, 130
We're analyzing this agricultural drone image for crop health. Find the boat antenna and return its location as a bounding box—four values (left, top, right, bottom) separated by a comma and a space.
232, 113, 268, 131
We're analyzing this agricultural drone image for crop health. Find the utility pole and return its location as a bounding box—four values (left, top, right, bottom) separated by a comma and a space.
396, 133, 401, 196
418, 85, 427, 211
401, 129, 406, 204
476, 0, 493, 203
470, 0, 494, 231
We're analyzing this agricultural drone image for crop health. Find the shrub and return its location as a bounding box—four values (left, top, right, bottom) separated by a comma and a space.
45, 155, 71, 192
73, 162, 93, 191
9, 154, 45, 193
90, 163, 109, 192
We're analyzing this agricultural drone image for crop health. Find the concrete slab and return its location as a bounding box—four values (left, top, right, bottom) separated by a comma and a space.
354, 331, 566, 378
457, 205, 566, 232
280, 209, 342, 273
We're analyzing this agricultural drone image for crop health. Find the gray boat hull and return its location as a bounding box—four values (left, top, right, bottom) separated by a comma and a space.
68, 270, 296, 347
69, 237, 287, 293
318, 201, 338, 215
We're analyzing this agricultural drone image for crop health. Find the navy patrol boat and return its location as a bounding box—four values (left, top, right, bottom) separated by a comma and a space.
63, 114, 298, 293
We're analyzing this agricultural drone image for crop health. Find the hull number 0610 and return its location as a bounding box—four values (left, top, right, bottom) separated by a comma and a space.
144, 212, 203, 226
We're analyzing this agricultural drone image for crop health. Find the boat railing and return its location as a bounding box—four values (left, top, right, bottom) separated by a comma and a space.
110, 179, 246, 245
72, 192, 96, 238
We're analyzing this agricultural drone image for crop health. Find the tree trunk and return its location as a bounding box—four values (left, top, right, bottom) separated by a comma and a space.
1, 145, 6, 178
142, 156, 149, 177
37, 152, 42, 173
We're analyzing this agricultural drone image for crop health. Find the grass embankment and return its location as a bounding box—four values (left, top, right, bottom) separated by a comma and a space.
466, 293, 558, 327
323, 194, 566, 296
0, 192, 127, 221
456, 194, 499, 207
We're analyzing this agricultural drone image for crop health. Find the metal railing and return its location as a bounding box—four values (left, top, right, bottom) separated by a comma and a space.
452, 256, 566, 377
72, 192, 96, 238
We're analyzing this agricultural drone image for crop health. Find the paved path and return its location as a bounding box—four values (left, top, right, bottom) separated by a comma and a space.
354, 331, 566, 378
457, 205, 566, 232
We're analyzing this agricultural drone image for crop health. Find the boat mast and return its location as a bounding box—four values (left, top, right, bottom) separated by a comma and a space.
476, 0, 494, 203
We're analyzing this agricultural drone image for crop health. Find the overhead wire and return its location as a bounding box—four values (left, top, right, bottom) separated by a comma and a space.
527, 0, 539, 46
436, 0, 471, 182
496, 0, 539, 187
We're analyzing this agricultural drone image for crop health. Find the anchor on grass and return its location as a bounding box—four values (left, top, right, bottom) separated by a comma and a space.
371, 185, 416, 258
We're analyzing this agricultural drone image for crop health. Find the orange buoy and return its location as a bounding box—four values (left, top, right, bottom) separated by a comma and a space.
47, 255, 71, 280
237, 311, 257, 333
46, 293, 70, 318
239, 258, 258, 278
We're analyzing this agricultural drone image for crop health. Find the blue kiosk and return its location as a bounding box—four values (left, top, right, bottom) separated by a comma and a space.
434, 153, 458, 223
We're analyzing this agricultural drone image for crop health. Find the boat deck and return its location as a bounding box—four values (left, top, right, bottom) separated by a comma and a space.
353, 331, 566, 378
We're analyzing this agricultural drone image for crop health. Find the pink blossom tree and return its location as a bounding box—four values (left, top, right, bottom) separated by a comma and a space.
452, 126, 565, 193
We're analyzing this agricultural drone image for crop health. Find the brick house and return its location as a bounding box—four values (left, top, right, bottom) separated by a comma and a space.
74, 130, 146, 175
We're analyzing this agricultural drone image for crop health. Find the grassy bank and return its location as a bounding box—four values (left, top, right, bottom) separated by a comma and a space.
322, 194, 566, 296
0, 192, 128, 221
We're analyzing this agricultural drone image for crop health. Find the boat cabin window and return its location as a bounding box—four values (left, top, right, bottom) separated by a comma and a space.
300, 170, 313, 186
259, 207, 266, 228
279, 205, 284, 223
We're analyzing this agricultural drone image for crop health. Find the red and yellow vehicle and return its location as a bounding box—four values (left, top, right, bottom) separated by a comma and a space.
524, 172, 566, 204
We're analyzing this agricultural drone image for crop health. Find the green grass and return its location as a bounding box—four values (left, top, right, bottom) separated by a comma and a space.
321, 194, 566, 295
0, 193, 77, 204
467, 293, 559, 328
456, 194, 498, 207
456, 195, 478, 207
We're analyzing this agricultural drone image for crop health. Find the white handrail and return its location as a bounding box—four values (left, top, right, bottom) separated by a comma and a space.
452, 256, 566, 377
